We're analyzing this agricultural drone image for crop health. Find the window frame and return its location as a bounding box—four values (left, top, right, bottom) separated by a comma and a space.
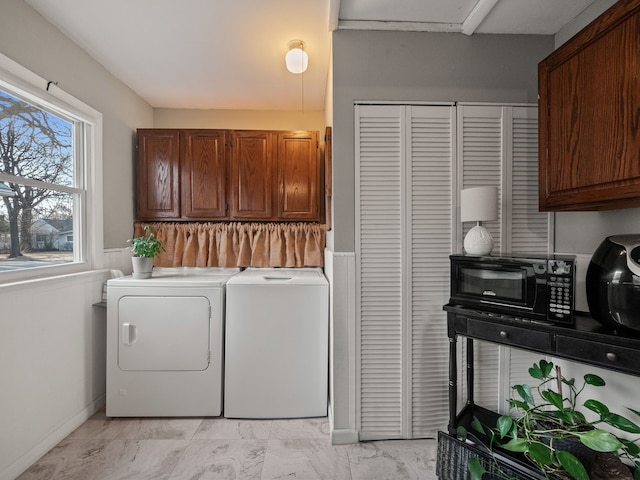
0, 52, 103, 284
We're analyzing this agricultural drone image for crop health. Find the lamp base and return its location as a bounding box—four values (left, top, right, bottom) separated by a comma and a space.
464, 225, 494, 255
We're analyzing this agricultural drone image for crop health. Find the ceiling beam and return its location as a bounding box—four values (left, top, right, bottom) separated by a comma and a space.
336, 20, 461, 33
462, 0, 500, 35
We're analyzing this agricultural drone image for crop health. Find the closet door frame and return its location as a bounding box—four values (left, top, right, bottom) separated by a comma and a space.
355, 103, 456, 440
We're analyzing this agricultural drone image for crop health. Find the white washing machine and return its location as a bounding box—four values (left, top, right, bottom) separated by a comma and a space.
224, 267, 329, 418
106, 267, 239, 417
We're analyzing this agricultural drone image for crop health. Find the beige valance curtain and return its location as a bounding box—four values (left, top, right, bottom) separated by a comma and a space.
133, 222, 326, 268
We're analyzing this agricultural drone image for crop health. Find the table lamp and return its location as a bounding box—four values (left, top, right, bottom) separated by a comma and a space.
460, 186, 498, 255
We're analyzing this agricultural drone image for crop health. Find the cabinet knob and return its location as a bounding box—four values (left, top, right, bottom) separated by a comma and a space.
499, 331, 508, 339
606, 352, 618, 362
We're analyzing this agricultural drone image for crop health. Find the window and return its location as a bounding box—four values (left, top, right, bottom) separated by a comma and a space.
0, 53, 102, 281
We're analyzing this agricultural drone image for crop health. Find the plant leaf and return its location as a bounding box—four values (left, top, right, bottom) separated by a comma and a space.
514, 384, 534, 405
496, 415, 514, 438
627, 407, 640, 420
527, 442, 554, 465
509, 399, 530, 411
602, 412, 640, 433
529, 363, 544, 380
584, 373, 605, 387
622, 438, 640, 456
576, 429, 623, 452
634, 465, 640, 480
584, 399, 609, 416
471, 417, 485, 435
457, 426, 469, 441
540, 359, 554, 377
541, 389, 564, 409
556, 451, 590, 480
551, 410, 574, 424
501, 437, 529, 453
467, 457, 486, 480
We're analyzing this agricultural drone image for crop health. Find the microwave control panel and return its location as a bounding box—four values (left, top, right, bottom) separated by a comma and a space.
547, 259, 574, 321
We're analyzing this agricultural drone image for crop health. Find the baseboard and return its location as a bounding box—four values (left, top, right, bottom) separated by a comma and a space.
1, 395, 105, 480
331, 428, 359, 445
328, 402, 359, 445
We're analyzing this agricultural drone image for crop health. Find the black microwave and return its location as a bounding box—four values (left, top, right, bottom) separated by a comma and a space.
449, 254, 576, 325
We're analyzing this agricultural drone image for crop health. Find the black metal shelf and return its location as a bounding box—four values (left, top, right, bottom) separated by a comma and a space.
438, 304, 640, 480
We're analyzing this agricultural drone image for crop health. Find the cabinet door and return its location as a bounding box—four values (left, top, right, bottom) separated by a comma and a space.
181, 130, 228, 219
276, 131, 321, 221
229, 131, 274, 220
538, 0, 640, 211
136, 129, 180, 220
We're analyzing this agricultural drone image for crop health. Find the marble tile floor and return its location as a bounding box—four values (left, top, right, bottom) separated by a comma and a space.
17, 411, 439, 480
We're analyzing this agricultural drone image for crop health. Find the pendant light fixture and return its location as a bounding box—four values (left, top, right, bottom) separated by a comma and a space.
285, 40, 308, 74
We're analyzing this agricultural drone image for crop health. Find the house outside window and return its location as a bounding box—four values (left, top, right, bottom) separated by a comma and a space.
0, 53, 102, 281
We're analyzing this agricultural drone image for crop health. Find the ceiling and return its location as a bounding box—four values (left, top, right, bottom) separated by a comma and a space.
24, 0, 598, 112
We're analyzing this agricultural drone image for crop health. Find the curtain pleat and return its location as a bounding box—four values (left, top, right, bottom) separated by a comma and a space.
133, 222, 325, 268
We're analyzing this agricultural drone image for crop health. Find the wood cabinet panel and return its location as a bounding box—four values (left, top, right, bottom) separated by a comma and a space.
229, 131, 274, 220
136, 130, 180, 220
539, 0, 640, 211
136, 128, 321, 222
181, 130, 227, 219
277, 131, 320, 221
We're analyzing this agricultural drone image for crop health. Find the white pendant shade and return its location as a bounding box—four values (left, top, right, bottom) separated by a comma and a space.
285, 40, 308, 74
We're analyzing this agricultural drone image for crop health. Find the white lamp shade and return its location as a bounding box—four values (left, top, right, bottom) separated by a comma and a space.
460, 186, 498, 223
285, 40, 308, 74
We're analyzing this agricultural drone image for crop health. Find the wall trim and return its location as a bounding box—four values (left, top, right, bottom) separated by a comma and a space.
325, 249, 358, 444
1, 395, 105, 480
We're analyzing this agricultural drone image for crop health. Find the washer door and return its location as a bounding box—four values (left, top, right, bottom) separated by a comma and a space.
117, 296, 210, 371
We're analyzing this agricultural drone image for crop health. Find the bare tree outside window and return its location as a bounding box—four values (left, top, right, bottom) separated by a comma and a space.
0, 90, 75, 268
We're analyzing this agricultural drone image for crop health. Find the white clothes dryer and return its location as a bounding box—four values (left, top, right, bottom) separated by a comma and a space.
106, 267, 239, 417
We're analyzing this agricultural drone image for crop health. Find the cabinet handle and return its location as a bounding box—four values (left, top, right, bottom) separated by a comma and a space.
499, 331, 508, 339
606, 352, 618, 362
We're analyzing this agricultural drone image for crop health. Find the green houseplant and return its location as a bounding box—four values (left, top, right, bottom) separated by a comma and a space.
128, 225, 163, 278
461, 359, 640, 480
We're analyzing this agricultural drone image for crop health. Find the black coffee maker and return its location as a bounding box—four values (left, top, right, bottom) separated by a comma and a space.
586, 234, 640, 332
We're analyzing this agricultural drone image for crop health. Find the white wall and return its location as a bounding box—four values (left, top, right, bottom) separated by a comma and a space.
0, 1, 151, 478
551, 0, 640, 257
550, 0, 640, 421
327, 29, 554, 442
0, 273, 108, 480
0, 0, 153, 250
154, 108, 325, 133
331, 30, 553, 253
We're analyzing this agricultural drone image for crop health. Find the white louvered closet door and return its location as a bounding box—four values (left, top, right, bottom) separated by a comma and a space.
356, 105, 404, 440
456, 104, 552, 414
355, 104, 454, 440
407, 107, 454, 438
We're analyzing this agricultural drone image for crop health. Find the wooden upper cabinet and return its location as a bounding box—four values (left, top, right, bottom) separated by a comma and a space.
136, 128, 321, 222
277, 131, 320, 221
538, 0, 640, 211
136, 129, 180, 220
181, 130, 227, 219
229, 131, 274, 220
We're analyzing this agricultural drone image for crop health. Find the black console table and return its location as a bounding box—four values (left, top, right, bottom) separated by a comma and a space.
438, 304, 640, 480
